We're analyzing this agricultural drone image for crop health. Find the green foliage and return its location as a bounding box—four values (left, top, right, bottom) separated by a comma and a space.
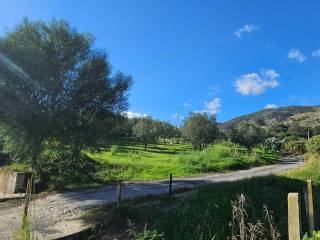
306, 135, 320, 154
88, 139, 278, 184
230, 122, 265, 149
303, 231, 320, 240
36, 143, 101, 188
287, 121, 311, 138
132, 117, 157, 150
181, 113, 219, 150
264, 137, 284, 151
285, 154, 320, 185
130, 229, 164, 240
132, 117, 178, 150
0, 18, 131, 182
282, 136, 306, 154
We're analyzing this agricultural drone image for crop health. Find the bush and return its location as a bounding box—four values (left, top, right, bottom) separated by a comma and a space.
303, 231, 320, 240
264, 137, 284, 151
282, 136, 306, 155
34, 143, 101, 189
306, 135, 320, 154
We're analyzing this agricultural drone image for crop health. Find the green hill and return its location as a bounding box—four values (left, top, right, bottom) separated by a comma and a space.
222, 105, 320, 130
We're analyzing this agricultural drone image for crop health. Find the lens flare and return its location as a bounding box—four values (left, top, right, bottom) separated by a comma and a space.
0, 53, 36, 87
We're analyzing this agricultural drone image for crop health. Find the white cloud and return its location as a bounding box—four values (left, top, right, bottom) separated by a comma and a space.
287, 48, 306, 62
265, 104, 279, 109
235, 69, 279, 96
312, 49, 320, 57
196, 98, 221, 115
184, 102, 192, 107
234, 24, 258, 38
124, 111, 147, 119
204, 98, 221, 114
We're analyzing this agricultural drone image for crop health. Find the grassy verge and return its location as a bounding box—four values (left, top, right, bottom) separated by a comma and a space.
284, 153, 320, 184
87, 139, 279, 183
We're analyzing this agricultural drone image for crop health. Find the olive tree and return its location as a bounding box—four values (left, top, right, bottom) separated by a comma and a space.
230, 122, 265, 150
0, 19, 131, 181
132, 117, 156, 150
181, 112, 219, 150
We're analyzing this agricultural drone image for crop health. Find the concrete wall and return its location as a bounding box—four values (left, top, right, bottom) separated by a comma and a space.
0, 168, 29, 196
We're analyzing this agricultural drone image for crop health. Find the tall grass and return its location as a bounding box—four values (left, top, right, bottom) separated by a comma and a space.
284, 153, 320, 184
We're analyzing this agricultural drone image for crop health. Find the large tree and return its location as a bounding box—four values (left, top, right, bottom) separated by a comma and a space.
230, 122, 265, 150
181, 112, 219, 150
0, 19, 131, 179
132, 117, 157, 150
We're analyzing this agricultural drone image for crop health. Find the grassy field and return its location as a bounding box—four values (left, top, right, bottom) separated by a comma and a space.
87, 138, 279, 182
84, 154, 320, 240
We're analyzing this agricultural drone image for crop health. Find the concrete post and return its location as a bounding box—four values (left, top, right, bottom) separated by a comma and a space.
307, 180, 315, 233
288, 193, 301, 240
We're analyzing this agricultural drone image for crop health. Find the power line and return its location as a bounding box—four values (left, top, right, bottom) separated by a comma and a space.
136, 0, 252, 80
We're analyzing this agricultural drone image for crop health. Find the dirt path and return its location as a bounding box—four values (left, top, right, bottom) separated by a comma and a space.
0, 156, 303, 239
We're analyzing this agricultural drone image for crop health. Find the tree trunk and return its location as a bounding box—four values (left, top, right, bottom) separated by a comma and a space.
144, 141, 147, 150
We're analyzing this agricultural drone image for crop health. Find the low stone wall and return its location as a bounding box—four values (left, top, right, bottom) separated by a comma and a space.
0, 168, 30, 196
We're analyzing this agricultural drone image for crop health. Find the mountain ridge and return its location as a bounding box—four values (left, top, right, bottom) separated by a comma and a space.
221, 105, 320, 130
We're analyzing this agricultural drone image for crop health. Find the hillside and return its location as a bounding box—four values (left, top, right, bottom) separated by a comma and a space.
222, 105, 320, 130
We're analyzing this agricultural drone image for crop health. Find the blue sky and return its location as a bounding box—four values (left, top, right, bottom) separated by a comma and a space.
1, 0, 320, 124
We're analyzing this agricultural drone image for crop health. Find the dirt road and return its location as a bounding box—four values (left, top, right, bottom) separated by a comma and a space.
0, 156, 303, 239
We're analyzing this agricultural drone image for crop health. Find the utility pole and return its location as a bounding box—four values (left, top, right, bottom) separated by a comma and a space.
176, 108, 180, 128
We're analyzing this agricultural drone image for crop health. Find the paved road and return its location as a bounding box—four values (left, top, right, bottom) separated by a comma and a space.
0, 156, 303, 239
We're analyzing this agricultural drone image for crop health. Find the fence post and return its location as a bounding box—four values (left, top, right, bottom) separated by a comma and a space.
22, 178, 31, 229
169, 173, 173, 198
307, 180, 315, 233
117, 181, 122, 208
288, 193, 301, 240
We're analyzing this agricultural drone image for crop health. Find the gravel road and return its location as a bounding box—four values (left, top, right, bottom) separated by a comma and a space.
0, 156, 303, 239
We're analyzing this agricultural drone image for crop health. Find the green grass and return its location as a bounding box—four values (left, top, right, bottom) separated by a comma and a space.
284, 153, 320, 185
87, 138, 279, 183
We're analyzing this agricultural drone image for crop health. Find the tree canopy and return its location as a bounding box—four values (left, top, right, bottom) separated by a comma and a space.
181, 112, 219, 150
230, 122, 265, 149
0, 19, 131, 180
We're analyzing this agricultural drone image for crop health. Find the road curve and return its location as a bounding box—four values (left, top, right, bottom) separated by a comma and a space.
0, 156, 304, 239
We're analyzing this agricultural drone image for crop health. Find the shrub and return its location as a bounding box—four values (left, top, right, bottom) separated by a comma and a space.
264, 137, 284, 151
282, 136, 306, 155
306, 135, 320, 154
303, 231, 320, 240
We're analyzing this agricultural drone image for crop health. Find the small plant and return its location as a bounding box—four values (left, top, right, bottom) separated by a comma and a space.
127, 222, 164, 240
303, 231, 320, 240
11, 178, 37, 240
